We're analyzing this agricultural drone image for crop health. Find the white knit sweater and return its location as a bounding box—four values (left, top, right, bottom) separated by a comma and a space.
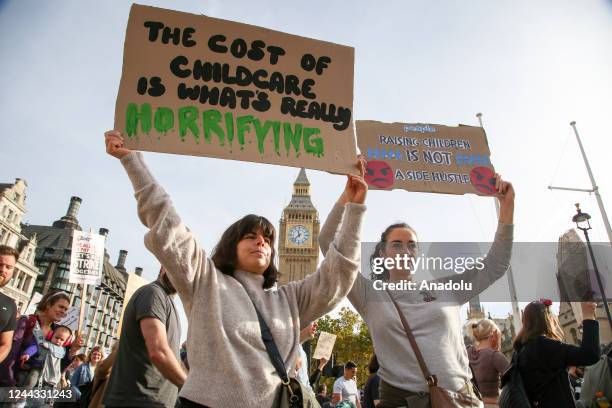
121, 152, 366, 407
319, 202, 513, 394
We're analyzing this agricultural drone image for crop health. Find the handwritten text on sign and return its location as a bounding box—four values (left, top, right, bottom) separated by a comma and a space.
356, 121, 496, 195
115, 5, 357, 174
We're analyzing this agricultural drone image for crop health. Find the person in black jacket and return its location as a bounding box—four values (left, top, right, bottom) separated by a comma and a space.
514, 300, 600, 408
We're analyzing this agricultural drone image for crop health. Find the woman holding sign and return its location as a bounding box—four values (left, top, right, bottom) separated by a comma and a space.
0, 290, 83, 388
319, 163, 514, 408
104, 130, 367, 408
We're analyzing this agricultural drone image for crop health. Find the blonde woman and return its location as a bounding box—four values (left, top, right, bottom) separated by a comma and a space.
467, 319, 509, 407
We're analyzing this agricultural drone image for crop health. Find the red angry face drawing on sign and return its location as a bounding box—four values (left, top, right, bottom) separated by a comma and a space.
470, 166, 496, 195
365, 161, 394, 189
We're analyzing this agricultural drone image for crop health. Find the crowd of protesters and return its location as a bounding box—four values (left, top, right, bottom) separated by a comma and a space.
0, 131, 609, 408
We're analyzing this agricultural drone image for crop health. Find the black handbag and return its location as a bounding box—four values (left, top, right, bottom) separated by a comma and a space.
498, 349, 532, 408
252, 301, 320, 408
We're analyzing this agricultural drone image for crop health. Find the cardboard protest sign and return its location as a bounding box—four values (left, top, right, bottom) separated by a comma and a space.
25, 292, 43, 315
356, 121, 496, 195
59, 307, 80, 332
69, 231, 105, 285
115, 4, 357, 174
313, 331, 337, 360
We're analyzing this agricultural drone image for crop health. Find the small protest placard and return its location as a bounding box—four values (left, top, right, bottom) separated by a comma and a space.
59, 307, 80, 332
313, 331, 337, 360
69, 230, 105, 285
25, 292, 43, 315
115, 4, 357, 174
356, 121, 496, 195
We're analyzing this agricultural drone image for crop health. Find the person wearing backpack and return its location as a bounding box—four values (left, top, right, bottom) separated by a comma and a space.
513, 300, 600, 408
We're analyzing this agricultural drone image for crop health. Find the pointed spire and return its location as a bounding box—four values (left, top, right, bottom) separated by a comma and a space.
286, 168, 315, 209
294, 168, 310, 186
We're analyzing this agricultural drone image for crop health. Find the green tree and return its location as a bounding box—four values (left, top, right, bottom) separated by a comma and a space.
311, 307, 374, 388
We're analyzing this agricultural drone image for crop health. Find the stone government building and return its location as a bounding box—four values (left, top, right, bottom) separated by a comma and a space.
21, 196, 137, 350
0, 178, 142, 352
0, 179, 40, 313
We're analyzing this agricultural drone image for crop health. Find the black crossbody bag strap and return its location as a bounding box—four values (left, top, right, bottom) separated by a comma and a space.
253, 303, 291, 384
231, 276, 290, 384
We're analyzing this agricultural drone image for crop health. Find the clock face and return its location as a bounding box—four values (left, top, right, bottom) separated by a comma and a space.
288, 225, 310, 245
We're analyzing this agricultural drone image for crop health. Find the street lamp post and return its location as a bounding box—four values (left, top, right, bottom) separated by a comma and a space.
572, 203, 612, 330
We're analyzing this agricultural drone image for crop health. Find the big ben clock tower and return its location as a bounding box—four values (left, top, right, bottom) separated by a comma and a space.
278, 168, 320, 285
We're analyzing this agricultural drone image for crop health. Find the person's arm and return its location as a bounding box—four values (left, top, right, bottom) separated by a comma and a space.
496, 175, 514, 225
140, 317, 187, 387
18, 327, 37, 367
318, 156, 365, 254
317, 169, 370, 314
309, 358, 327, 387
332, 379, 343, 404
21, 337, 38, 358
564, 303, 600, 366
0, 330, 13, 363
60, 371, 69, 389
492, 351, 510, 375
290, 173, 367, 326
105, 131, 211, 312
318, 201, 347, 257
537, 303, 600, 370
68, 333, 83, 357
319, 199, 370, 312
448, 177, 515, 304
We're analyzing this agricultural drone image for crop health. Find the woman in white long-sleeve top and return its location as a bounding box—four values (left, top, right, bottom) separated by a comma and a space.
318, 171, 515, 408
104, 130, 367, 408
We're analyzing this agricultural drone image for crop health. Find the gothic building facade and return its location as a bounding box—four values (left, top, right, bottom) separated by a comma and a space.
0, 179, 40, 313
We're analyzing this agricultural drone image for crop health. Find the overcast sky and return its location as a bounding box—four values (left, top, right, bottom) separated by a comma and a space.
1, 0, 611, 336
